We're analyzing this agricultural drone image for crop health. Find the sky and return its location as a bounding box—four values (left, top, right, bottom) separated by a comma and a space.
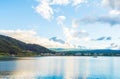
0, 0, 120, 49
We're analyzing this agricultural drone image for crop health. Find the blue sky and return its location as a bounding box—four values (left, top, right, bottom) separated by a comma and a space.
0, 0, 120, 49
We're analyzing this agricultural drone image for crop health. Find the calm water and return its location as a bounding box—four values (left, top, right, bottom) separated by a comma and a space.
0, 56, 120, 79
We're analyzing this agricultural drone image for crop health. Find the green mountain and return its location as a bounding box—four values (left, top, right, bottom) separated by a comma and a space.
0, 35, 54, 56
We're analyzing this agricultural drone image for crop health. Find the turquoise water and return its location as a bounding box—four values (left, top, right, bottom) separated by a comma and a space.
0, 56, 120, 79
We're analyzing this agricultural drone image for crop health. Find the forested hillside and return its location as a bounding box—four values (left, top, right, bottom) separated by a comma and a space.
0, 35, 54, 56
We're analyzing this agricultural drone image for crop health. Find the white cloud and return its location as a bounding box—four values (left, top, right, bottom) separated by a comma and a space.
0, 29, 74, 48
102, 0, 120, 9
34, 0, 53, 20
0, 30, 36, 42
72, 19, 80, 28
51, 0, 69, 5
101, 0, 111, 8
57, 15, 66, 25
102, 0, 120, 16
72, 0, 86, 6
51, 0, 87, 6
0, 29, 38, 44
59, 18, 90, 42
57, 16, 90, 43
63, 26, 90, 42
34, 0, 87, 20
109, 10, 120, 15
71, 0, 120, 26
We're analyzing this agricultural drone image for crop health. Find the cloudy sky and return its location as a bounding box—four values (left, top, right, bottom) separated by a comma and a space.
0, 0, 120, 49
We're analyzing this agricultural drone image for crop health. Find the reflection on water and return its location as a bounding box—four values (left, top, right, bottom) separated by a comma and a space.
0, 56, 120, 79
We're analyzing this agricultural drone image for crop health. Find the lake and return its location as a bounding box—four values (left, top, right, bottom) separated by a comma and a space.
0, 56, 120, 79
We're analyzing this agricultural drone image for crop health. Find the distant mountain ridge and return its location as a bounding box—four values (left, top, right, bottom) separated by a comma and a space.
50, 48, 120, 56
50, 48, 120, 52
0, 35, 54, 56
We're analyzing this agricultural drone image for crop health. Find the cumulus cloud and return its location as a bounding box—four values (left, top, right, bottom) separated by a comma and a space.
72, 19, 80, 28
0, 30, 36, 42
63, 24, 90, 43
102, 0, 120, 10
57, 16, 90, 43
76, 0, 120, 26
72, 0, 87, 6
110, 10, 120, 15
51, 0, 86, 6
0, 29, 74, 48
34, 0, 87, 20
102, 0, 120, 16
51, 0, 69, 5
34, 0, 53, 20
57, 15, 66, 25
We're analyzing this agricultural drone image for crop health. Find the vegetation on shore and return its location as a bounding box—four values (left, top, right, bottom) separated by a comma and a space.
58, 50, 120, 56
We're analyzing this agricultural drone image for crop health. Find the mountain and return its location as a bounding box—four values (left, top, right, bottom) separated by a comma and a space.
0, 35, 54, 56
62, 49, 120, 56
50, 48, 120, 56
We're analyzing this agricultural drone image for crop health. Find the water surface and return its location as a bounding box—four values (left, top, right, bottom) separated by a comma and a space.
0, 56, 120, 79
